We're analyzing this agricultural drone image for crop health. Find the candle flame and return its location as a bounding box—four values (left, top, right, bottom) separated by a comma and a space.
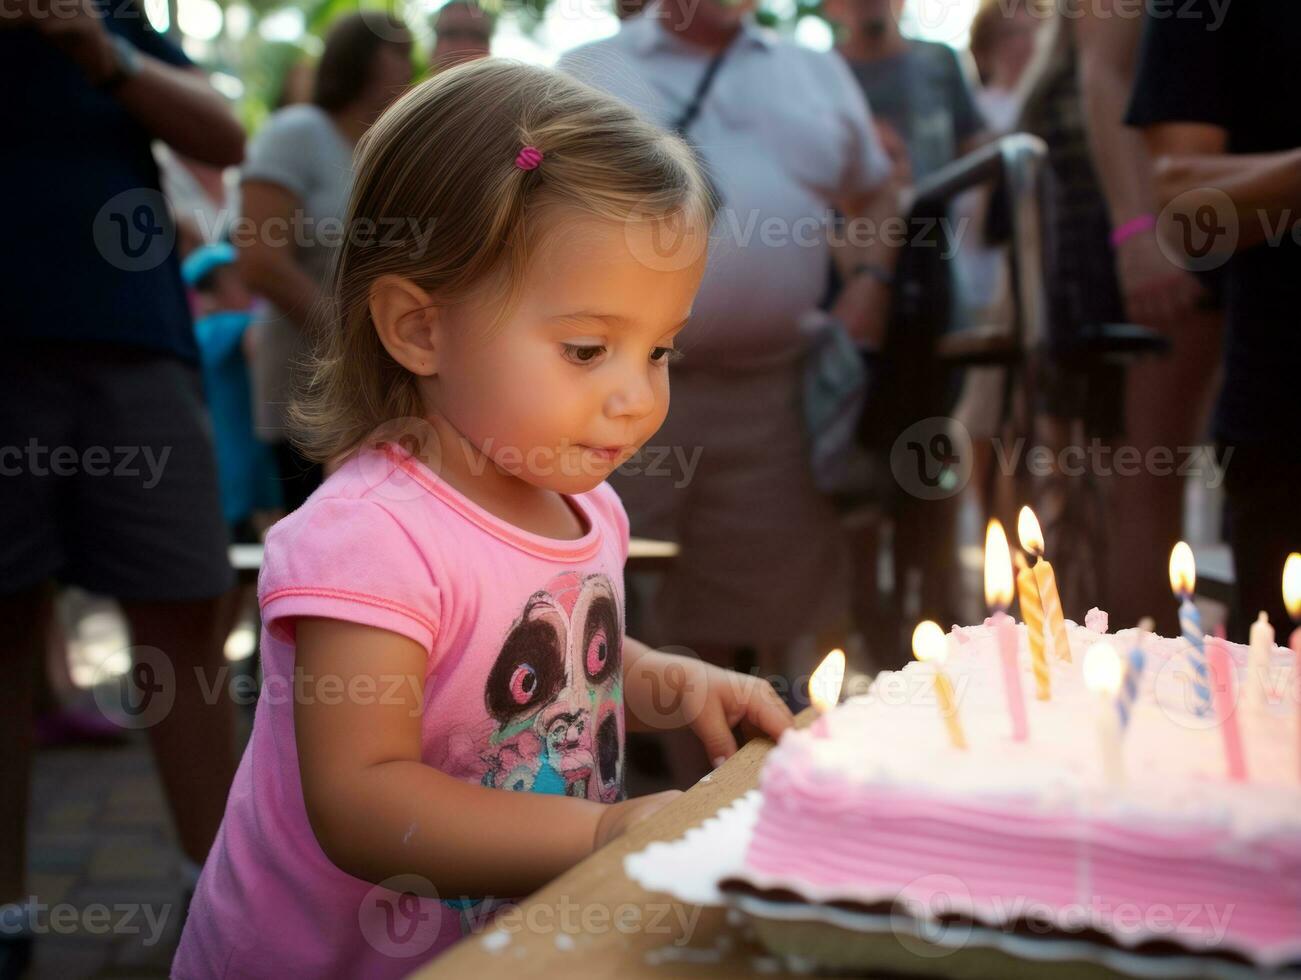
808, 649, 846, 714
1083, 643, 1124, 696
1284, 552, 1301, 621
984, 519, 1015, 609
1017, 506, 1045, 558
912, 621, 948, 666
1168, 541, 1196, 597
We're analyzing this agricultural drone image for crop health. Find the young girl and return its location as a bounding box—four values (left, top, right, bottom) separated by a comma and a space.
174, 59, 794, 978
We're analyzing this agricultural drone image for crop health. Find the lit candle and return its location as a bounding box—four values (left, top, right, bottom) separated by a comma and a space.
1083, 643, 1125, 785
1207, 637, 1248, 782
1169, 542, 1212, 717
1247, 611, 1274, 713
1018, 506, 1072, 663
808, 648, 846, 738
1283, 553, 1301, 781
987, 520, 1029, 741
913, 620, 967, 750
1014, 551, 1051, 700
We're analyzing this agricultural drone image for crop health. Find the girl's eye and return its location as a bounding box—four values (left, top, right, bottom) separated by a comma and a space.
562, 344, 605, 365
650, 347, 682, 365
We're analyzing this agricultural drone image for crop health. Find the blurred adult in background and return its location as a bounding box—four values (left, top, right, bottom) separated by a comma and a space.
825, 0, 985, 666
829, 0, 985, 180
560, 0, 899, 773
0, 0, 244, 971
1017, 0, 1216, 629
968, 0, 1042, 132
240, 11, 413, 511
274, 56, 315, 109
1128, 0, 1301, 638
951, 0, 1046, 579
430, 0, 494, 72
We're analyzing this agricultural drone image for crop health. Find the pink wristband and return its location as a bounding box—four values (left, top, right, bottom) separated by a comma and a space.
1110, 213, 1157, 248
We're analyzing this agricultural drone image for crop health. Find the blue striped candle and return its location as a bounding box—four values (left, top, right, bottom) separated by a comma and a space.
1179, 596, 1212, 716
1117, 645, 1147, 732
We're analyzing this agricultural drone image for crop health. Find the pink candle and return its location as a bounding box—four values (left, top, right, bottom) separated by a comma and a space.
1292, 626, 1301, 781
994, 610, 1028, 742
1208, 638, 1247, 782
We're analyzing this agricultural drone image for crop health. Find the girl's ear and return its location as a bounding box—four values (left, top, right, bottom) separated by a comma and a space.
369, 274, 440, 376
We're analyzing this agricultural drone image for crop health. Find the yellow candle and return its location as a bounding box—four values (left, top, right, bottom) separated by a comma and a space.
913, 621, 967, 750
1018, 506, 1073, 663
1015, 551, 1051, 700
934, 671, 968, 750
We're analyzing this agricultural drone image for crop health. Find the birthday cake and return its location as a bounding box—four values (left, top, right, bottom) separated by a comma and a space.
722, 611, 1301, 975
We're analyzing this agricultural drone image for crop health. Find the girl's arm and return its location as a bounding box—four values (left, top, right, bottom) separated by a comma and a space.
294, 618, 677, 898
622, 636, 795, 766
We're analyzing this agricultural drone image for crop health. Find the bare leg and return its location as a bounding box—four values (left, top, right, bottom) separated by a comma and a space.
1105, 310, 1222, 634
120, 592, 238, 867
0, 584, 52, 906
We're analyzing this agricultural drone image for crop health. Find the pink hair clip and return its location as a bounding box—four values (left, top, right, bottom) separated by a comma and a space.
515, 145, 543, 171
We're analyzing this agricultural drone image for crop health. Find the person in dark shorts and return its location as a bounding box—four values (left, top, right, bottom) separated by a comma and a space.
0, 0, 245, 972
1127, 0, 1301, 639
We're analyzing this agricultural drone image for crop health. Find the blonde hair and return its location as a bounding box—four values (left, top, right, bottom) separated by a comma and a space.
291, 58, 716, 464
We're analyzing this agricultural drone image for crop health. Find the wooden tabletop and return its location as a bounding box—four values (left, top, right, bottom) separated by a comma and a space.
409, 709, 819, 979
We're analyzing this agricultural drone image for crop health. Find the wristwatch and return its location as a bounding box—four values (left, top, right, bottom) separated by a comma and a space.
99, 34, 142, 91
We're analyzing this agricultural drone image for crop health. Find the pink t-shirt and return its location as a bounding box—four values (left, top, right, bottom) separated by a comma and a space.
174, 444, 630, 978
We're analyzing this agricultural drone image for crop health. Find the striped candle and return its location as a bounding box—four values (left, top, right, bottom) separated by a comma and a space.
1015, 552, 1051, 700
1178, 596, 1212, 716
1170, 542, 1212, 717
1016, 508, 1071, 663
1035, 559, 1073, 663
1117, 644, 1146, 732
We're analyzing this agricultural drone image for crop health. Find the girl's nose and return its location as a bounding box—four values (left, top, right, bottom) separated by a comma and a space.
605, 365, 657, 421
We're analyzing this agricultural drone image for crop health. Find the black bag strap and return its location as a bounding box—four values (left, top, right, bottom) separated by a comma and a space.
671, 40, 735, 137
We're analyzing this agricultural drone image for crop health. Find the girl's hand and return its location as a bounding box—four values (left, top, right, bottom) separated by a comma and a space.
689, 665, 795, 768
593, 790, 682, 851
623, 639, 796, 768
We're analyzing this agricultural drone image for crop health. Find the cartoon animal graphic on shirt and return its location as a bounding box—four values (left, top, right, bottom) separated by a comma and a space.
479, 571, 625, 803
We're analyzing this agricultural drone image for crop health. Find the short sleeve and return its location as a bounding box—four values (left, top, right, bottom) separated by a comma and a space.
241, 106, 321, 201
593, 482, 631, 567
825, 53, 891, 202
945, 47, 984, 146
1126, 1, 1231, 130
259, 496, 442, 653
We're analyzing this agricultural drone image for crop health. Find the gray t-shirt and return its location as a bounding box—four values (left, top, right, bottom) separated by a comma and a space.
241, 103, 354, 439
846, 41, 982, 181
560, 7, 890, 372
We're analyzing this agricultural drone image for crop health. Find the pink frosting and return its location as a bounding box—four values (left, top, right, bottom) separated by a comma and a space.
739, 615, 1301, 967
